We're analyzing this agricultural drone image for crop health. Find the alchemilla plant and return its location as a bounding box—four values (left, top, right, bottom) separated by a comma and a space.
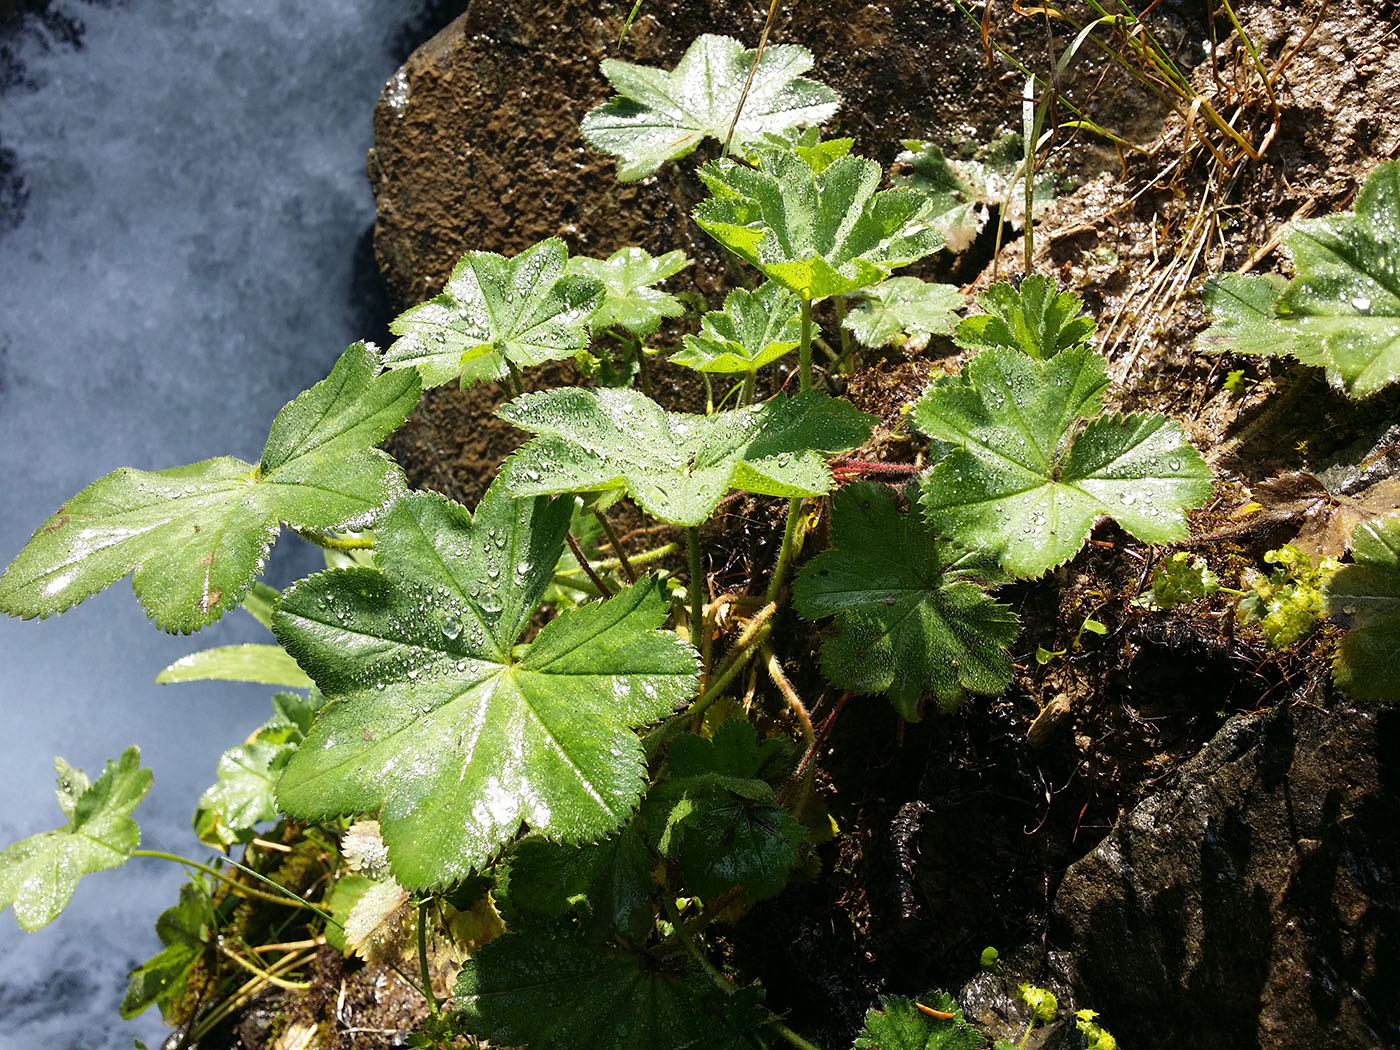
0, 26, 1389, 1050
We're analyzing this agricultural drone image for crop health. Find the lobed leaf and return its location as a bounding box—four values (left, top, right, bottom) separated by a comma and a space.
156, 643, 312, 687
672, 281, 803, 373
1, 747, 152, 931
272, 481, 699, 889
384, 238, 604, 387
954, 274, 1094, 359
500, 387, 875, 526
844, 277, 964, 351
1329, 516, 1400, 701
893, 135, 1055, 253
1199, 162, 1400, 397
912, 346, 1213, 578
695, 150, 944, 301
0, 343, 419, 632
121, 880, 214, 1020
794, 483, 1018, 718
581, 34, 839, 182
567, 247, 690, 339
746, 126, 854, 173
854, 990, 985, 1050
456, 931, 763, 1050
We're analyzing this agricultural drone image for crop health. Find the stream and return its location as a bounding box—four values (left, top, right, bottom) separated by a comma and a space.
0, 2, 453, 1046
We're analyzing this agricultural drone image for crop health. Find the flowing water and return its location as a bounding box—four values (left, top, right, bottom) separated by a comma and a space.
0, 2, 452, 1045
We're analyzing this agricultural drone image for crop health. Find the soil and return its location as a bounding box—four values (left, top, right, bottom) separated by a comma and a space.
177, 1, 1400, 1048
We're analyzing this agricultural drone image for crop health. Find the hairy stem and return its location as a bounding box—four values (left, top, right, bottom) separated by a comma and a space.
131, 850, 316, 912
688, 526, 706, 657
740, 370, 756, 407
595, 509, 638, 583
799, 296, 814, 391
766, 497, 805, 603
418, 900, 441, 1016
567, 531, 613, 597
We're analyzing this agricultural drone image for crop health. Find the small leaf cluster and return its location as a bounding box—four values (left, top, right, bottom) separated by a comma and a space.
1236, 543, 1340, 648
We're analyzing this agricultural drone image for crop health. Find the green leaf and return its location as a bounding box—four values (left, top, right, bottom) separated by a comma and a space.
455, 931, 763, 1050
155, 643, 312, 687
1141, 551, 1219, 610
272, 482, 699, 889
581, 34, 839, 182
323, 873, 374, 953
672, 281, 803, 373
912, 346, 1213, 578
844, 277, 964, 351
853, 990, 986, 1050
954, 275, 1094, 359
0, 343, 419, 632
1329, 516, 1400, 701
121, 880, 213, 1019
384, 238, 605, 388
496, 825, 655, 941
500, 387, 875, 526
793, 483, 1018, 718
651, 720, 802, 900
0, 747, 152, 931
567, 247, 690, 339
1199, 162, 1400, 397
893, 135, 1055, 253
695, 150, 944, 301
746, 126, 854, 173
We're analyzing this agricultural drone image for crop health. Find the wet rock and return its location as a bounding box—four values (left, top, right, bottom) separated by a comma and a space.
1050, 697, 1400, 1050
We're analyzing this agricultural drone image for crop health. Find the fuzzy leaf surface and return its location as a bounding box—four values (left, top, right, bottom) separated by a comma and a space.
156, 644, 312, 687
0, 343, 418, 632
496, 825, 655, 941
384, 239, 604, 387
854, 991, 986, 1050
746, 126, 853, 173
893, 136, 1054, 253
672, 281, 803, 373
794, 483, 1017, 717
456, 931, 763, 1050
581, 34, 838, 181
0, 747, 151, 931
1329, 516, 1400, 701
913, 346, 1212, 578
955, 275, 1094, 359
695, 150, 943, 301
1200, 162, 1400, 397
568, 247, 690, 339
844, 277, 964, 351
272, 483, 698, 889
500, 387, 874, 526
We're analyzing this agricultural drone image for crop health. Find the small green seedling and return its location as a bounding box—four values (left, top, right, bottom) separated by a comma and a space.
1236, 544, 1339, 647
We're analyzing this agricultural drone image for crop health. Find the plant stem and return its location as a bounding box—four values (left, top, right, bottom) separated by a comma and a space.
292, 527, 375, 551
688, 526, 705, 656
131, 850, 316, 911
418, 900, 441, 1016
766, 497, 804, 603
505, 359, 526, 399
834, 296, 852, 369
662, 895, 733, 997
767, 1021, 827, 1050
740, 370, 756, 407
595, 509, 638, 583
215, 941, 311, 991
799, 297, 814, 391
190, 949, 316, 1041
566, 531, 613, 597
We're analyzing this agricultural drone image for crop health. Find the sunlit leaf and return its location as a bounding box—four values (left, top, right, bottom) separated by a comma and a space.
745, 126, 854, 173
581, 34, 839, 181
794, 483, 1017, 718
344, 877, 414, 963
695, 150, 943, 301
456, 931, 764, 1050
1329, 516, 1400, 701
272, 482, 699, 889
500, 387, 874, 526
954, 274, 1093, 359
0, 343, 418, 632
672, 281, 803, 373
0, 747, 151, 931
156, 644, 311, 687
843, 277, 964, 351
1199, 162, 1400, 397
384, 238, 604, 387
912, 346, 1213, 578
568, 247, 690, 339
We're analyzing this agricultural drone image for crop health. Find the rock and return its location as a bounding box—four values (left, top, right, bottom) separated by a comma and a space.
1049, 697, 1400, 1050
